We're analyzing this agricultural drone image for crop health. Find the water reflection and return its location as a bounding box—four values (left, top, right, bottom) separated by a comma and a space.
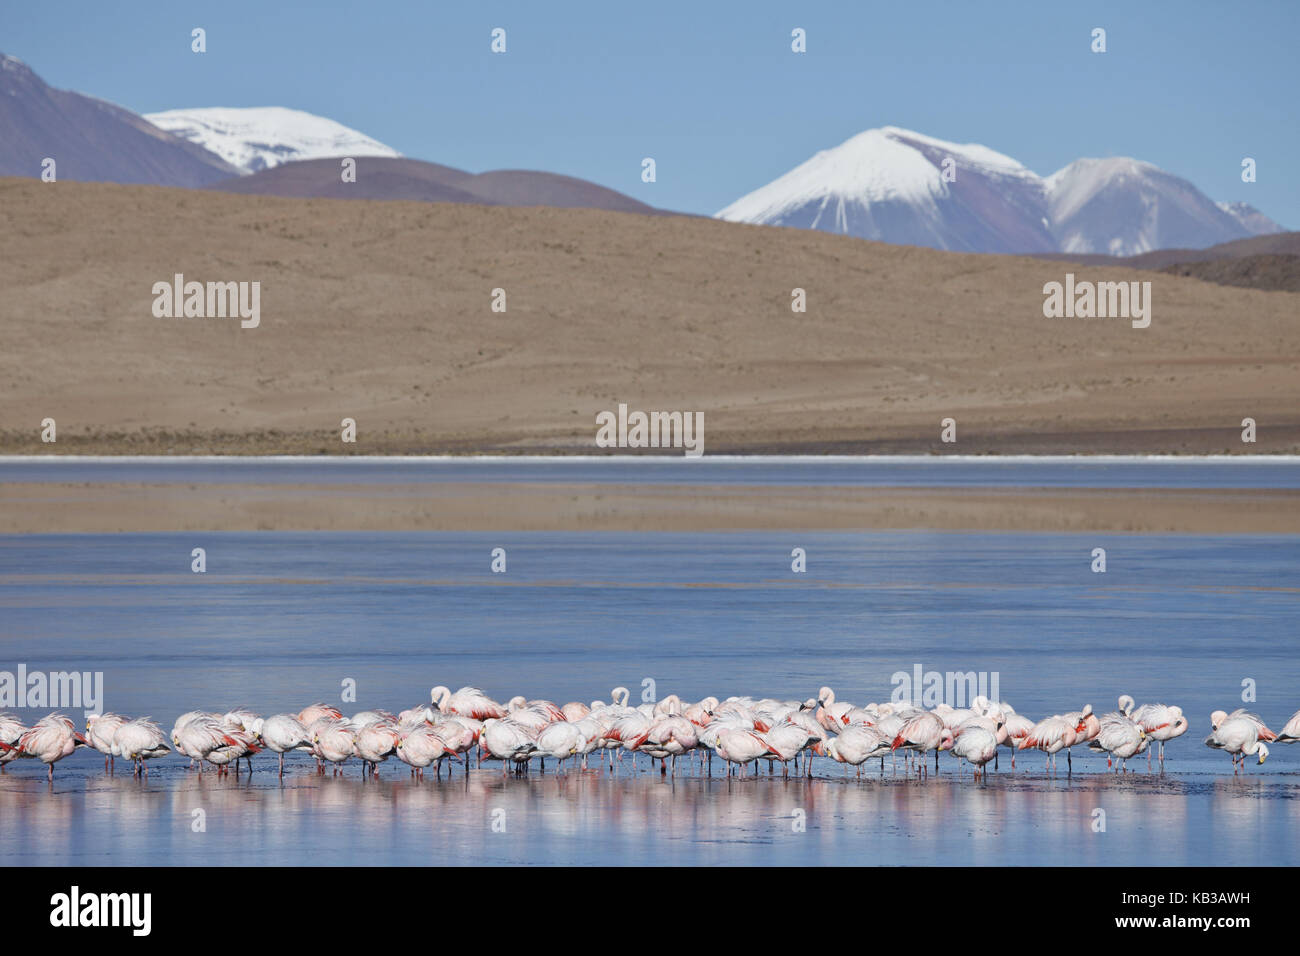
2, 758, 1297, 866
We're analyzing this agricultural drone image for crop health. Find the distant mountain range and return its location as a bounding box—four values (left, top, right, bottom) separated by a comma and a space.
0, 52, 1288, 257
0, 53, 657, 215
716, 126, 1284, 256
0, 54, 238, 186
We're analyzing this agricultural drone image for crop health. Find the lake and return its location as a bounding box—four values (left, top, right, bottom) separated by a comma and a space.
0, 457, 1297, 865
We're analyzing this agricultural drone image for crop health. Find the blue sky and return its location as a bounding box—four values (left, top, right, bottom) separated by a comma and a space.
5, 1, 1297, 224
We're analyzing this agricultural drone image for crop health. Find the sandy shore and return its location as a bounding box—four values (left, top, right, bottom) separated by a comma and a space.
3, 481, 1297, 534
3, 178, 1298, 456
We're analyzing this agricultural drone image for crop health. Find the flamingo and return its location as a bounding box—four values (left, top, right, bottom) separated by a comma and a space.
652, 694, 685, 717
395, 725, 458, 779
561, 701, 591, 721
481, 718, 538, 773
713, 700, 771, 732
433, 686, 508, 721
0, 713, 26, 773
508, 697, 566, 722
348, 711, 395, 730
1210, 709, 1277, 742
1059, 704, 1097, 770
296, 703, 343, 726
85, 713, 128, 773
683, 696, 717, 727
1205, 717, 1269, 773
606, 711, 653, 769
397, 704, 437, 726
16, 714, 88, 781
814, 686, 855, 732
753, 720, 817, 778
714, 728, 778, 777
222, 708, 261, 734
891, 712, 954, 776
1017, 716, 1078, 773
781, 710, 828, 775
113, 718, 170, 776
1000, 709, 1034, 769
505, 704, 560, 735
641, 715, 698, 776
431, 716, 481, 773
206, 728, 261, 775
172, 715, 240, 772
354, 720, 400, 778
825, 725, 891, 777
535, 721, 587, 774
170, 711, 220, 768
257, 714, 314, 777
1131, 703, 1188, 764
1087, 713, 1147, 771
1277, 709, 1300, 743
950, 726, 998, 779
310, 720, 356, 775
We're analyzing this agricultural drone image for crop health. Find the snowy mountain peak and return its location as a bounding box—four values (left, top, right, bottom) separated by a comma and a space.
717, 126, 1053, 254
716, 126, 1036, 228
878, 126, 1033, 176
143, 106, 400, 175
718, 128, 1283, 256
1217, 201, 1285, 236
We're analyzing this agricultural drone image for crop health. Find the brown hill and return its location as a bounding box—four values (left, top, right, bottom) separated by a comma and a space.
208, 156, 666, 214
1159, 253, 1300, 293
1033, 232, 1300, 291
1, 177, 1297, 455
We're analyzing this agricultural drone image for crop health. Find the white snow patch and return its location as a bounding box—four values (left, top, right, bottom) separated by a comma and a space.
143, 106, 400, 174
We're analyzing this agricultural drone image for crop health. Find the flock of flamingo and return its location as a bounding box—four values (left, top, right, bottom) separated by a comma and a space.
0, 685, 1295, 783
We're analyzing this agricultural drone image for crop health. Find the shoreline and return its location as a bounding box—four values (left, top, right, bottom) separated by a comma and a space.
3, 482, 1297, 534
3, 428, 1299, 457
4, 452, 1300, 463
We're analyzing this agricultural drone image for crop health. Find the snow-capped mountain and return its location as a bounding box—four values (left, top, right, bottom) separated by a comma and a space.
1217, 200, 1284, 237
1044, 157, 1276, 256
143, 106, 400, 175
717, 127, 1054, 254
717, 127, 1284, 256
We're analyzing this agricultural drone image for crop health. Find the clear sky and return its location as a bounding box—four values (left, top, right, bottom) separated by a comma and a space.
4, 1, 1297, 225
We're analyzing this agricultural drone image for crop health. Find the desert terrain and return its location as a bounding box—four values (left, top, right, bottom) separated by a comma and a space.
2, 177, 1298, 457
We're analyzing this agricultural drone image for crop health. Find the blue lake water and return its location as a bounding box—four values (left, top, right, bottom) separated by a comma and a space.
0, 458, 1298, 866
